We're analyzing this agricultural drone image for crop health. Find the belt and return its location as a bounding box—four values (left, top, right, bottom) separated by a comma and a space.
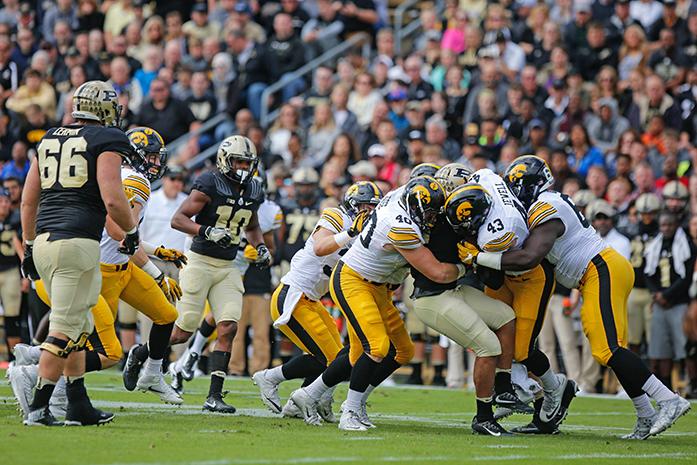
100, 262, 129, 272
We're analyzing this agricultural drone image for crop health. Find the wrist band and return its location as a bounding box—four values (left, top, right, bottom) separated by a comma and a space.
477, 251, 502, 270
25, 240, 33, 246
334, 230, 351, 247
140, 241, 156, 255
456, 264, 467, 279
141, 260, 161, 279
126, 226, 138, 235
198, 225, 208, 237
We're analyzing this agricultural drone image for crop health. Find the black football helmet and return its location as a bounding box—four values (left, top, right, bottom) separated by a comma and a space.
503, 155, 554, 209
409, 163, 441, 179
401, 176, 446, 233
126, 126, 168, 181
444, 184, 493, 237
342, 181, 383, 217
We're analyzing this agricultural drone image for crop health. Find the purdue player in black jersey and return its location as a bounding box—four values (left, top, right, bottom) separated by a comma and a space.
19, 80, 139, 426
628, 193, 661, 354
0, 188, 23, 356
280, 167, 322, 264
410, 164, 525, 436
170, 135, 271, 413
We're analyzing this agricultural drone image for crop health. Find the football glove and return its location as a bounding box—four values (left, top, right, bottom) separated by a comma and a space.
348, 210, 370, 238
203, 226, 233, 248
119, 228, 140, 255
254, 244, 272, 268
154, 246, 188, 268
457, 241, 479, 266
243, 244, 258, 262
156, 274, 182, 302
21, 243, 40, 280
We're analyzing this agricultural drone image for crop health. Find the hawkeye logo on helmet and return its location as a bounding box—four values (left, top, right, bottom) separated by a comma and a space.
508, 163, 528, 182
130, 131, 147, 145
413, 185, 431, 204
346, 184, 359, 196
455, 201, 473, 221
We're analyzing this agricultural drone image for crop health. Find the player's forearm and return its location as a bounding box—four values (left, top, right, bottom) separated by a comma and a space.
20, 205, 37, 243
245, 225, 264, 248
498, 248, 543, 271
20, 160, 40, 242
428, 263, 464, 284
171, 212, 202, 236
131, 247, 149, 267
313, 233, 345, 256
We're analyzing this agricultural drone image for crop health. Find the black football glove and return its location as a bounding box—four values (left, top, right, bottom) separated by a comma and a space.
21, 242, 40, 280
119, 227, 140, 255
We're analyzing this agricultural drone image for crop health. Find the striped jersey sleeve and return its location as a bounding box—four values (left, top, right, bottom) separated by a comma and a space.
387, 226, 422, 249
316, 207, 345, 234
483, 231, 517, 252
527, 200, 558, 229
122, 173, 150, 207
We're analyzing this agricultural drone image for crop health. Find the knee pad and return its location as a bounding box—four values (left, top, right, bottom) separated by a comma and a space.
4, 316, 21, 337
40, 333, 88, 358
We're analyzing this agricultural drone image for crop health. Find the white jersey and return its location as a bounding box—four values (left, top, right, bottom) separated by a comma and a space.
471, 169, 529, 254
343, 192, 425, 285
232, 199, 283, 274
528, 190, 606, 288
100, 168, 150, 265
282, 206, 354, 300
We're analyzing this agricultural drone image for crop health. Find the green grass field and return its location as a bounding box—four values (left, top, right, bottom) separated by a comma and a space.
1, 370, 695, 465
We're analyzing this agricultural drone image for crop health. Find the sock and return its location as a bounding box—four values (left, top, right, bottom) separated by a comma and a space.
348, 353, 380, 402
476, 396, 494, 422
148, 322, 173, 360
433, 364, 444, 378
369, 356, 400, 388
362, 384, 376, 404
144, 358, 163, 376
281, 354, 325, 381
301, 373, 320, 387
607, 347, 652, 398
304, 376, 330, 401
208, 350, 230, 397
631, 394, 656, 418
134, 343, 150, 363
321, 349, 352, 387
494, 369, 513, 395
65, 376, 88, 403
539, 368, 561, 391
522, 349, 551, 377
265, 365, 286, 384
191, 325, 211, 356
85, 351, 102, 372
345, 388, 364, 412
642, 374, 676, 403
30, 378, 56, 409
410, 361, 422, 378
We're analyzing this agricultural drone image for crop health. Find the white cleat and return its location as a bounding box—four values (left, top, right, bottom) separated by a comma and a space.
8, 364, 37, 419
341, 400, 375, 428
281, 398, 303, 418
289, 388, 322, 426
13, 344, 40, 366
136, 373, 184, 405
49, 377, 67, 419
539, 373, 567, 423
317, 388, 337, 423
252, 370, 282, 414
649, 396, 691, 437
339, 409, 369, 431
621, 414, 656, 440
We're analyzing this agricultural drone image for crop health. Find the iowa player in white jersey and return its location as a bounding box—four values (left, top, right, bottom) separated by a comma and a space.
319, 177, 468, 431
449, 169, 572, 428
19, 81, 139, 426
252, 181, 382, 423
459, 155, 691, 439
169, 135, 271, 413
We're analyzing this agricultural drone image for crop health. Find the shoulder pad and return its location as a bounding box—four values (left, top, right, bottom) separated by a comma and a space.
87, 126, 132, 158
244, 178, 266, 203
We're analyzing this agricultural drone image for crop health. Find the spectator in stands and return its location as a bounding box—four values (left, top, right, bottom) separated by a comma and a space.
567, 123, 605, 177
18, 104, 51, 150
587, 97, 630, 155
1, 141, 29, 182
141, 166, 188, 252
230, 2, 266, 44
0, 36, 19, 98
109, 33, 141, 72
348, 71, 382, 129
6, 68, 56, 120
11, 27, 36, 76
336, 0, 379, 38
648, 0, 686, 42
77, 0, 104, 33
330, 84, 360, 140
135, 45, 163, 97
42, 0, 78, 45
649, 28, 688, 92
574, 22, 618, 82
563, 0, 592, 50
304, 101, 340, 168
267, 103, 302, 165
186, 71, 217, 128
301, 0, 344, 60
425, 114, 459, 161
183, 2, 220, 42
134, 77, 199, 145
108, 56, 143, 114
181, 36, 207, 73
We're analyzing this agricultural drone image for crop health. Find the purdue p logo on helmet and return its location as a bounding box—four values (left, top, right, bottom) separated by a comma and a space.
71, 80, 122, 127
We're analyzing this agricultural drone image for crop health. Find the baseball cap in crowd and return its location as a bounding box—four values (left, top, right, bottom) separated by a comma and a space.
552, 78, 566, 90
572, 190, 596, 209
387, 88, 407, 102
348, 160, 378, 179
165, 165, 186, 180
406, 101, 421, 112
192, 2, 208, 13
528, 118, 546, 131
367, 144, 386, 158
387, 67, 411, 85
132, 0, 147, 7
575, 0, 592, 14
408, 130, 425, 142
97, 51, 113, 63
588, 200, 616, 220
234, 2, 252, 14
66, 46, 80, 58
425, 30, 442, 42
664, 0, 677, 7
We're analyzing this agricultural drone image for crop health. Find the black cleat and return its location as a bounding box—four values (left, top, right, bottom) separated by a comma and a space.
203, 393, 236, 414
471, 416, 512, 436
494, 391, 534, 415
171, 371, 184, 396
431, 375, 446, 387
405, 373, 423, 385
511, 420, 560, 435
24, 407, 64, 426
65, 401, 114, 426
123, 344, 145, 391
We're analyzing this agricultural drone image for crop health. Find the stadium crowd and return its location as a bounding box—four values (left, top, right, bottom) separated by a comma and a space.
1, 0, 697, 401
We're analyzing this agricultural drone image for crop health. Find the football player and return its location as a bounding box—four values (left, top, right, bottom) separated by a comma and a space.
0, 188, 23, 356
279, 167, 322, 266
168, 135, 271, 413
459, 155, 691, 439
19, 80, 138, 426
296, 176, 468, 431
252, 181, 382, 424
412, 163, 527, 436
449, 167, 574, 431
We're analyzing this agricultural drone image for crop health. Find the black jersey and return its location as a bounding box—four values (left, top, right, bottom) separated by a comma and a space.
190, 171, 264, 260
280, 199, 321, 262
411, 217, 460, 297
35, 124, 131, 242
0, 215, 19, 271
630, 221, 659, 289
